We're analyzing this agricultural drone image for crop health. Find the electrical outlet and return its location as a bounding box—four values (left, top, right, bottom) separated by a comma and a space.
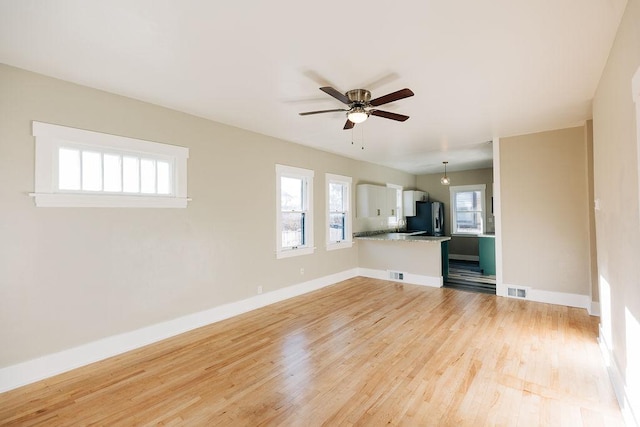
300, 268, 304, 275
257, 286, 263, 294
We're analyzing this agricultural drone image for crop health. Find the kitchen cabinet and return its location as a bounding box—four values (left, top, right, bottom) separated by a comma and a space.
403, 190, 428, 216
357, 184, 397, 218
441, 240, 449, 281
478, 235, 496, 276
385, 187, 399, 217
356, 184, 379, 218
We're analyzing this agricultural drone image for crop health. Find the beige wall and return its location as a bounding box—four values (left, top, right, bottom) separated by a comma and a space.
592, 0, 640, 412
499, 126, 592, 296
416, 167, 494, 257
585, 120, 599, 303
0, 65, 415, 367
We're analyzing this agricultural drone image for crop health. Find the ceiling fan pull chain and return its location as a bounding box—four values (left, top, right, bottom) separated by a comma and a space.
361, 125, 365, 150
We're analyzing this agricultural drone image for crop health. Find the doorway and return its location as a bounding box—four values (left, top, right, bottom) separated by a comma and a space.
445, 260, 496, 294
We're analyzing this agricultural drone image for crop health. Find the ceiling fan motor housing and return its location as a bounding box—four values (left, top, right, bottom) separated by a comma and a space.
346, 89, 372, 123
346, 89, 372, 104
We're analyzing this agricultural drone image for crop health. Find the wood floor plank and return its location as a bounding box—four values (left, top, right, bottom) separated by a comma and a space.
0, 277, 624, 426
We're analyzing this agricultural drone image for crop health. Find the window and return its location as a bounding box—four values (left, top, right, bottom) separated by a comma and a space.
450, 184, 486, 235
31, 121, 189, 208
326, 174, 353, 250
387, 183, 403, 228
57, 148, 172, 195
276, 164, 314, 259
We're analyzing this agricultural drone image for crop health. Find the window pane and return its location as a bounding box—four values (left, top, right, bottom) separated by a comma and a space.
329, 212, 345, 241
281, 212, 305, 247
329, 182, 344, 212
156, 161, 170, 195
281, 176, 303, 211
456, 191, 482, 211
123, 156, 140, 193
58, 148, 81, 190
103, 154, 122, 192
140, 159, 156, 194
81, 151, 102, 191
456, 211, 483, 233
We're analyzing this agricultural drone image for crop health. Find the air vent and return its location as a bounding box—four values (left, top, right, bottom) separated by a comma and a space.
507, 287, 527, 299
389, 271, 404, 280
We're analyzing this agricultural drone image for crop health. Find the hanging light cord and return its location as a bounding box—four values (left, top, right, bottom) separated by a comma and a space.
441, 161, 450, 185
350, 125, 365, 150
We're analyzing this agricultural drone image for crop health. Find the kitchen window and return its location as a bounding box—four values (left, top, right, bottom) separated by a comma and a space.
450, 184, 486, 235
387, 183, 403, 228
31, 121, 189, 208
326, 173, 353, 250
276, 164, 314, 259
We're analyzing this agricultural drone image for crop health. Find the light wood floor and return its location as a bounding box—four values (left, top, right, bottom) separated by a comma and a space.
0, 277, 623, 426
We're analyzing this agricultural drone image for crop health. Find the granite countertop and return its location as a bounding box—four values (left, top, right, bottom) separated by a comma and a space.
478, 233, 496, 238
355, 232, 451, 243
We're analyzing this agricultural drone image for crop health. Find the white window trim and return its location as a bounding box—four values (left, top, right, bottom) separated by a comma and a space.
276, 164, 315, 259
450, 184, 486, 236
30, 121, 189, 208
326, 173, 353, 251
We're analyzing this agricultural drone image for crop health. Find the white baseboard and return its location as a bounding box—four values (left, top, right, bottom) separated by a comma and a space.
449, 254, 479, 262
358, 268, 443, 288
589, 301, 601, 317
528, 288, 591, 310
599, 326, 639, 427
0, 268, 359, 394
502, 283, 591, 310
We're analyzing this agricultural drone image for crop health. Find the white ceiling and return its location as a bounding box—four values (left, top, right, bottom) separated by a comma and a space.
0, 0, 627, 174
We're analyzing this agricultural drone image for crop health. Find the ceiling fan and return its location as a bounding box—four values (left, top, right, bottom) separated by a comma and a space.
299, 87, 415, 130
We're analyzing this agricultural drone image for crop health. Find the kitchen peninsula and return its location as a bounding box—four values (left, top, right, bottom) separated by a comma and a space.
356, 232, 451, 287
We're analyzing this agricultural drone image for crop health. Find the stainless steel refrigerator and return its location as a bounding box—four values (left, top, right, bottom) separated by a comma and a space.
406, 201, 444, 236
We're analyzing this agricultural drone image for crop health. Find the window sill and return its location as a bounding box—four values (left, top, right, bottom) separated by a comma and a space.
326, 241, 353, 251
451, 233, 482, 238
276, 246, 315, 259
29, 193, 190, 208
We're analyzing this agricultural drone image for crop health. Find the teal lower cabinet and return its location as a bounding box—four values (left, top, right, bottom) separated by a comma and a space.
478, 236, 496, 276
441, 240, 449, 281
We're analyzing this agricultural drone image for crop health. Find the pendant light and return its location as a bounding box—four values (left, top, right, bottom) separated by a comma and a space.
440, 161, 450, 185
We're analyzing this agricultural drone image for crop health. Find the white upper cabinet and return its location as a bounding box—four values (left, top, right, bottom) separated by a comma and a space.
357, 184, 396, 218
403, 190, 428, 216
386, 187, 398, 217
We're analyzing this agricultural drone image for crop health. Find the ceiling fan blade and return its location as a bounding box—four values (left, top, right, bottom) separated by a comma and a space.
370, 110, 410, 122
320, 87, 351, 104
299, 108, 347, 116
369, 88, 414, 107
343, 120, 355, 130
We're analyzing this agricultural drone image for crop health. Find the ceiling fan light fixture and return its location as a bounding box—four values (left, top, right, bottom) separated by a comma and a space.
440, 161, 450, 185
347, 107, 368, 124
